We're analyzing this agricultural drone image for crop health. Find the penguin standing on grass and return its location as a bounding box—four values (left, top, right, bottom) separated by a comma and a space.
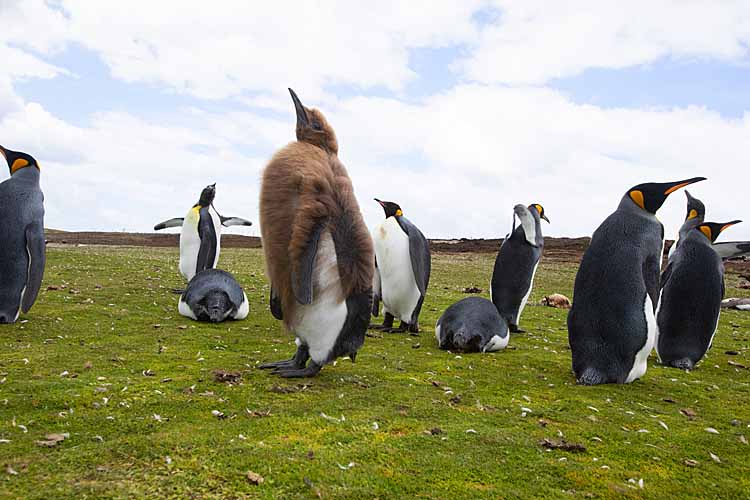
568, 176, 706, 385
370, 199, 431, 334
656, 220, 741, 370
0, 146, 45, 324
154, 183, 252, 281
491, 203, 549, 333
258, 88, 373, 378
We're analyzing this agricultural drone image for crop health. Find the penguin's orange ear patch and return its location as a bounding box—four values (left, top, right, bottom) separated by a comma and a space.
395, 209, 403, 217
534, 204, 543, 214
699, 225, 712, 240
687, 209, 698, 220
629, 190, 645, 209
10, 158, 29, 173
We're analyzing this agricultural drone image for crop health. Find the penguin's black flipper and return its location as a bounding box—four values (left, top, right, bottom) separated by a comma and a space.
291, 221, 324, 305
372, 256, 381, 317
154, 218, 184, 231
643, 252, 661, 312
397, 217, 431, 296
270, 285, 283, 320
196, 208, 217, 273
712, 241, 750, 260
220, 216, 253, 227
21, 222, 46, 313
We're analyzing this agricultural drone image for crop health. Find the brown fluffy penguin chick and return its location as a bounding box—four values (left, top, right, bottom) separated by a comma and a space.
258, 88, 374, 378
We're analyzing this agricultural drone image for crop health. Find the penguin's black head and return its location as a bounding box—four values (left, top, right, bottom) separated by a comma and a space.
197, 183, 216, 207
626, 177, 706, 214
198, 290, 231, 323
684, 190, 705, 222
529, 203, 550, 223
289, 88, 339, 155
375, 198, 403, 218
696, 220, 741, 243
0, 145, 39, 175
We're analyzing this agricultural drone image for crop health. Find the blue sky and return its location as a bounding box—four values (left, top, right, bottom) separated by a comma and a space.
2, 1, 749, 240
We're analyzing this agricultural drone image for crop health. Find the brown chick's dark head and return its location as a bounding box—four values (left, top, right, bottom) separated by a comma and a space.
289, 88, 338, 154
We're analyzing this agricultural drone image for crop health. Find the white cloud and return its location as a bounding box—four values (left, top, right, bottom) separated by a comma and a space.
462, 0, 750, 85
0, 1, 749, 242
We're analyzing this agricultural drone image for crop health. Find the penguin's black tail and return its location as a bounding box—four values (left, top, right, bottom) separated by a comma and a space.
670, 358, 695, 371
577, 367, 607, 386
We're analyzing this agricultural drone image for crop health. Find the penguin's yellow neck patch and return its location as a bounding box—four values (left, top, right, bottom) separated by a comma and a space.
10, 158, 29, 174
629, 190, 645, 210
395, 209, 403, 217
699, 226, 712, 240
687, 209, 698, 220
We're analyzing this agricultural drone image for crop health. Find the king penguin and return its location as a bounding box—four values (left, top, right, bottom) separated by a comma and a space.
0, 146, 45, 324
656, 220, 741, 370
491, 203, 549, 333
371, 199, 431, 334
257, 88, 374, 378
667, 190, 705, 260
154, 183, 252, 281
567, 176, 706, 385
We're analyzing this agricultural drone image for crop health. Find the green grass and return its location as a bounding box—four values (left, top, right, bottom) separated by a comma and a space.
1, 246, 749, 499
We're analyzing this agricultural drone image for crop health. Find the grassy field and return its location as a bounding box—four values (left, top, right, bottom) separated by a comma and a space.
1, 245, 749, 499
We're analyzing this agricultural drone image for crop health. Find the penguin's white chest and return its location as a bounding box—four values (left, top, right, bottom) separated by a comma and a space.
373, 218, 421, 323
625, 294, 657, 383
291, 230, 347, 364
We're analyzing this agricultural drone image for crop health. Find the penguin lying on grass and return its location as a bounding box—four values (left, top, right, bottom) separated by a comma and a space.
491, 203, 549, 333
436, 297, 509, 353
656, 220, 741, 370
568, 176, 706, 385
258, 89, 373, 378
0, 146, 45, 324
178, 269, 249, 322
371, 199, 431, 334
154, 183, 252, 281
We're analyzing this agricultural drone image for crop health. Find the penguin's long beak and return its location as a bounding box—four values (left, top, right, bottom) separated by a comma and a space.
541, 214, 550, 223
720, 220, 742, 233
288, 88, 309, 127
374, 198, 385, 207
664, 177, 706, 195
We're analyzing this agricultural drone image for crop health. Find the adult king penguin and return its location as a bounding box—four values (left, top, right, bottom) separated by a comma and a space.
491, 203, 549, 333
0, 146, 45, 324
154, 183, 252, 281
656, 220, 741, 370
258, 88, 373, 378
568, 176, 706, 385
371, 199, 431, 334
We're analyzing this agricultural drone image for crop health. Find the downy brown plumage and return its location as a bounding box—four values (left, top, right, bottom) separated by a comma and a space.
258, 88, 373, 377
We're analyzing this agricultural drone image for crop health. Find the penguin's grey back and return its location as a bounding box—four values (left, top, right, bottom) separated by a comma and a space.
182, 269, 245, 310
0, 169, 44, 321
656, 230, 724, 367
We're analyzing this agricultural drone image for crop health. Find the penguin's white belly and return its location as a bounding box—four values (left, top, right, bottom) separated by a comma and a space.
516, 261, 539, 325
374, 219, 421, 323
483, 334, 509, 352
180, 207, 201, 281
625, 294, 657, 383
291, 230, 347, 364
234, 292, 249, 320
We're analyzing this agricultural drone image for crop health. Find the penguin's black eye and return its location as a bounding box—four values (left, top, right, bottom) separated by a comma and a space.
312, 120, 323, 131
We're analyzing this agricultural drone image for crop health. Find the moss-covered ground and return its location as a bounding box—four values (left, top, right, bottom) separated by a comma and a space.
1, 246, 749, 499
